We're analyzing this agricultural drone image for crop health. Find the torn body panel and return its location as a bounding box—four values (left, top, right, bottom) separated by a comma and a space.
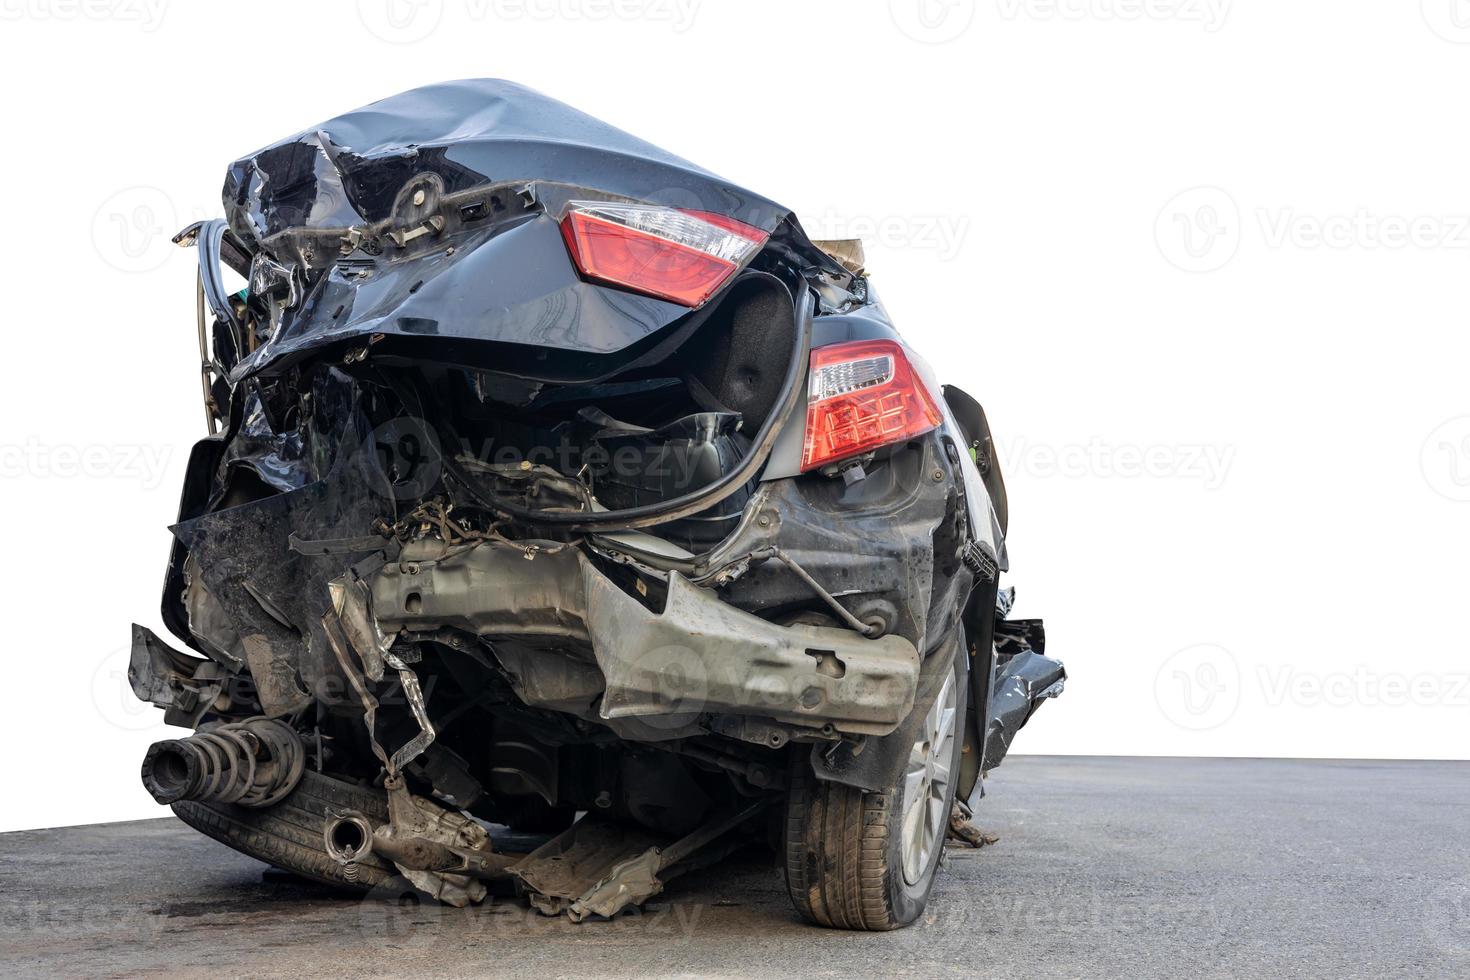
220, 79, 848, 386
984, 617, 1066, 773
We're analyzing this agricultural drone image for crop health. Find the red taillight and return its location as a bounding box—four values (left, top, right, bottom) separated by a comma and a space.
560, 202, 769, 308
801, 339, 943, 472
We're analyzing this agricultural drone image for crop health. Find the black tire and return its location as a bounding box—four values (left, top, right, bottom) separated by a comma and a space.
173, 769, 396, 893
783, 644, 967, 930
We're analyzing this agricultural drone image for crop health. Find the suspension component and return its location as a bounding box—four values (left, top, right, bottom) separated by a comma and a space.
140, 717, 305, 809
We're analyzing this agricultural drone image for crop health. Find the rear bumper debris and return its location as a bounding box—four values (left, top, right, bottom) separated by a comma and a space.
367, 542, 922, 736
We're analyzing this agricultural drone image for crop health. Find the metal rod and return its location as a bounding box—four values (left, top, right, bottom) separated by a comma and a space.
658, 799, 769, 870
195, 271, 217, 435
769, 547, 879, 637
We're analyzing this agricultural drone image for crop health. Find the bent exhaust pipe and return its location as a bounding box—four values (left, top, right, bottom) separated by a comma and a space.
324, 812, 517, 879
323, 812, 377, 865
140, 718, 305, 809
324, 813, 455, 872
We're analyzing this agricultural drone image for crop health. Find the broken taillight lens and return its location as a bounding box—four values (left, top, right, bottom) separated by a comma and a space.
801, 339, 943, 472
560, 202, 769, 308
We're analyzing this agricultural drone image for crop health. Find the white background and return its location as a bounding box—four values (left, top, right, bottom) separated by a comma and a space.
1, 0, 1466, 833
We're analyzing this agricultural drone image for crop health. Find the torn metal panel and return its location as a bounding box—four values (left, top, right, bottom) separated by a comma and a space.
127, 624, 227, 728
586, 570, 919, 734
220, 79, 850, 385
237, 633, 313, 718
983, 620, 1066, 773
170, 459, 394, 710
376, 777, 490, 907
515, 801, 767, 921
569, 847, 665, 922
367, 541, 922, 735
708, 435, 959, 656
380, 651, 436, 774
513, 819, 666, 918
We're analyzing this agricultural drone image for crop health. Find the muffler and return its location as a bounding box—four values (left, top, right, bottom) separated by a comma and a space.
140, 717, 305, 809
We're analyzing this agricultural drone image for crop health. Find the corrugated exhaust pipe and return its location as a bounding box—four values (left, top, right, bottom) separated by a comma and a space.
140, 718, 305, 809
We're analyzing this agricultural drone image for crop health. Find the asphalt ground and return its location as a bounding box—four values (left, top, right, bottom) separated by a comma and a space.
3, 755, 1467, 978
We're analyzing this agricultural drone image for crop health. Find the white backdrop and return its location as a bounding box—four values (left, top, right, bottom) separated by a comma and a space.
2, 0, 1466, 832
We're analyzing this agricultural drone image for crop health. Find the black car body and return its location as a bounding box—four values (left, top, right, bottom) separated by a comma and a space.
130, 80, 1064, 929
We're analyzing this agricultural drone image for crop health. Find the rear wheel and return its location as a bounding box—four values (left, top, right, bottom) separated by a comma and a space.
783, 646, 966, 929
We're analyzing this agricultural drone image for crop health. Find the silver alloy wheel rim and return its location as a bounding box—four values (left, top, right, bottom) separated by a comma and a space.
899, 671, 957, 887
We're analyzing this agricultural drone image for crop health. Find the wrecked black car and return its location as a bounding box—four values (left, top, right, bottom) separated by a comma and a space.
130, 79, 1064, 930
